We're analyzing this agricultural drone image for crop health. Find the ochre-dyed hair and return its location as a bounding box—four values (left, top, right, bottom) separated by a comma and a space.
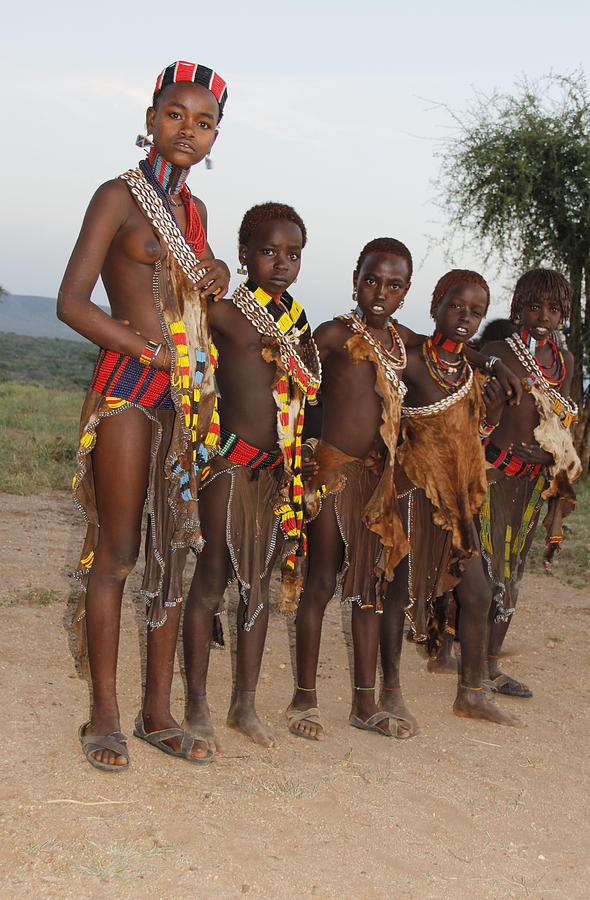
355, 238, 413, 278
510, 268, 572, 321
430, 269, 490, 319
238, 202, 307, 248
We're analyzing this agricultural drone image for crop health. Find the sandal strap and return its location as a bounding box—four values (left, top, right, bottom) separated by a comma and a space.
81, 731, 129, 759
286, 707, 322, 727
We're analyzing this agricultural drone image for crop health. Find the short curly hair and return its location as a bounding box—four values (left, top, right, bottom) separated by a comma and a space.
430, 269, 490, 319
355, 238, 413, 278
238, 202, 307, 248
510, 268, 572, 321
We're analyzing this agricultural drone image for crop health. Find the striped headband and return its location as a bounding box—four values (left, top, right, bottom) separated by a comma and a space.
154, 61, 228, 114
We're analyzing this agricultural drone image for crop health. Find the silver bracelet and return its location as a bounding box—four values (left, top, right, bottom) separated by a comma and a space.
485, 355, 500, 373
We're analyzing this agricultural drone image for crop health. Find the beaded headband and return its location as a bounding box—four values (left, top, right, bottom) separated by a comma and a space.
154, 61, 228, 114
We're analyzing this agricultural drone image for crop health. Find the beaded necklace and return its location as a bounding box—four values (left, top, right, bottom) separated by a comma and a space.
244, 278, 310, 343
518, 326, 565, 388
139, 150, 206, 255
433, 331, 464, 355
339, 311, 407, 399
422, 336, 469, 394
231, 280, 321, 581
231, 280, 321, 401
147, 147, 189, 194
506, 332, 577, 428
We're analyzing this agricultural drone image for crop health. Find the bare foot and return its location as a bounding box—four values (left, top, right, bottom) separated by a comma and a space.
81, 715, 128, 768
227, 696, 277, 747
427, 655, 458, 674
141, 710, 211, 759
286, 690, 324, 741
378, 687, 419, 739
453, 685, 523, 727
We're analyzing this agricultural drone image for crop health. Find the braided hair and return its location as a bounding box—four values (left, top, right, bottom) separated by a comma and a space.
510, 268, 572, 321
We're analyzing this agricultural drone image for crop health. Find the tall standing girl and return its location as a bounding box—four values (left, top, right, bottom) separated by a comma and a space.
58, 61, 229, 770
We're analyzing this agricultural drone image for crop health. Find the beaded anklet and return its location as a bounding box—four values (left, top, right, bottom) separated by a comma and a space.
459, 683, 483, 691
236, 688, 257, 693
354, 685, 375, 691
296, 685, 316, 692
381, 685, 401, 692
187, 692, 206, 700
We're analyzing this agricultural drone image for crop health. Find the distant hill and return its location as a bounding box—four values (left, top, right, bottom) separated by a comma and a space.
0, 293, 107, 342
0, 332, 97, 389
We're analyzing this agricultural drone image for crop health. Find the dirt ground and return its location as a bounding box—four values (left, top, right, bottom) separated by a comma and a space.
1, 491, 589, 899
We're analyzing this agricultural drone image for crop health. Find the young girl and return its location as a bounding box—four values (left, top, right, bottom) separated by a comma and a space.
380, 270, 521, 728
478, 269, 580, 697
288, 238, 413, 741
58, 61, 230, 771
182, 203, 321, 752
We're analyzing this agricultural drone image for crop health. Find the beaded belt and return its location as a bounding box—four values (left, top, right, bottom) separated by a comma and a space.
484, 438, 546, 479
217, 427, 282, 469
90, 349, 173, 409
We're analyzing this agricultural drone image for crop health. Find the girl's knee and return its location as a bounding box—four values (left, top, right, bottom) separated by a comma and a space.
95, 537, 141, 580
304, 569, 338, 603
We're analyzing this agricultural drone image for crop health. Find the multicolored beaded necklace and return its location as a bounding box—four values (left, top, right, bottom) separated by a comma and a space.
506, 332, 577, 428
244, 278, 310, 343
422, 331, 469, 394
139, 148, 206, 255
518, 326, 565, 388
232, 280, 321, 401
231, 279, 322, 576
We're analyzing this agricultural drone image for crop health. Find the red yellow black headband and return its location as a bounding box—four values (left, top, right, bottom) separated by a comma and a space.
154, 61, 228, 114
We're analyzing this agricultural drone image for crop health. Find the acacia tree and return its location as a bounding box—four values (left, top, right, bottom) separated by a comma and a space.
436, 71, 590, 476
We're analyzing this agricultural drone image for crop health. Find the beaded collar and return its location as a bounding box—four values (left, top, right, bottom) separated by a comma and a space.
243, 278, 310, 343
231, 280, 321, 400
137, 153, 206, 256
433, 330, 464, 354
339, 311, 407, 398
146, 148, 189, 194
519, 326, 548, 349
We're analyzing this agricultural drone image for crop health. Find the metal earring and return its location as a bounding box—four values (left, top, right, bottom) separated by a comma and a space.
205, 154, 213, 170
398, 299, 405, 310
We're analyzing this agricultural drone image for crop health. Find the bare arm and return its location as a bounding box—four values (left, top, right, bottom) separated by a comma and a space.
57, 180, 169, 367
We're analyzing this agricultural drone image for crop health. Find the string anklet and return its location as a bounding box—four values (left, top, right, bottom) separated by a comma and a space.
187, 692, 206, 699
382, 686, 401, 692
236, 688, 256, 693
459, 683, 483, 691
354, 685, 375, 691
296, 685, 316, 692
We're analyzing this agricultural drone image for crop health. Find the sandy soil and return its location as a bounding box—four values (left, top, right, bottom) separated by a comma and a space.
1, 490, 589, 899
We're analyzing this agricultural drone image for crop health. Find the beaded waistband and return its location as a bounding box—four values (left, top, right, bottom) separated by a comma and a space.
217, 427, 282, 469
90, 349, 173, 409
484, 438, 546, 479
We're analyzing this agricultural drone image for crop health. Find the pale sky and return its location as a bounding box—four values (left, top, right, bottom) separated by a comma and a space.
2, 0, 589, 331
